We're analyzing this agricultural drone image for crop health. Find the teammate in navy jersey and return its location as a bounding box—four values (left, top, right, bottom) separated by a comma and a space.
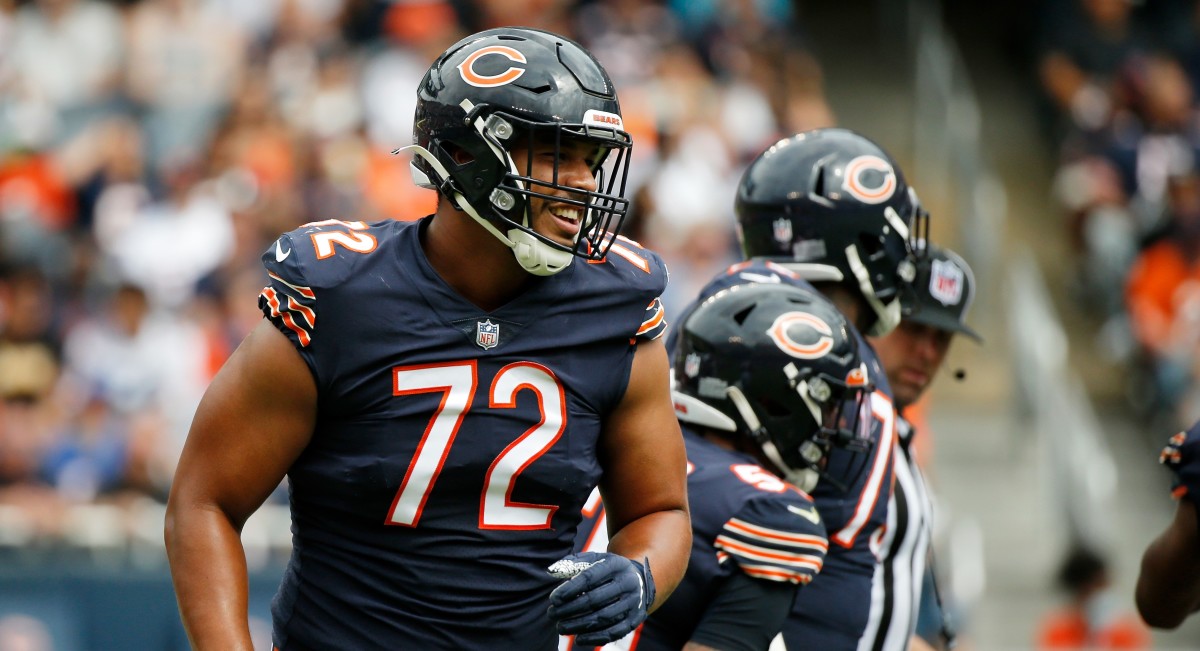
666, 128, 927, 651
1136, 418, 1200, 628
865, 244, 981, 651
570, 283, 873, 651
165, 27, 690, 651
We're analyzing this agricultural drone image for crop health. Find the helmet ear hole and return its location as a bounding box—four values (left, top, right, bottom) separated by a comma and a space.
857, 232, 884, 258
445, 144, 475, 167
732, 305, 755, 326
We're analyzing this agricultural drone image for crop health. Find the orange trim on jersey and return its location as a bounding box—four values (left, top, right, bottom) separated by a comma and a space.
637, 301, 665, 335
740, 564, 819, 583
261, 287, 311, 347
268, 271, 315, 299
725, 519, 828, 550
287, 295, 316, 328
715, 535, 825, 568
831, 392, 896, 548
1172, 485, 1189, 499
607, 241, 652, 273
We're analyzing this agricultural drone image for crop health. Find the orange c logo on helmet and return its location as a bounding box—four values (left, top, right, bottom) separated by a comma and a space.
767, 312, 834, 360
458, 45, 527, 88
842, 155, 897, 204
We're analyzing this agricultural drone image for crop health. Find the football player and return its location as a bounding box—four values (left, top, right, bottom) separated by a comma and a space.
667, 128, 927, 650
1135, 418, 1200, 628
864, 244, 981, 651
165, 27, 691, 651
569, 283, 871, 651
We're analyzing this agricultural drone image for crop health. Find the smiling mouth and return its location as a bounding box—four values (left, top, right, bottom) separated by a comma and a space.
549, 205, 584, 237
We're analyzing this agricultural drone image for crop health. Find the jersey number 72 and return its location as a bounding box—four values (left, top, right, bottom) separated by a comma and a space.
385, 359, 566, 530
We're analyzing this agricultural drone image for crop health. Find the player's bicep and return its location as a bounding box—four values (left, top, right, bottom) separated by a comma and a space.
1136, 499, 1200, 627
597, 337, 687, 531
170, 319, 317, 527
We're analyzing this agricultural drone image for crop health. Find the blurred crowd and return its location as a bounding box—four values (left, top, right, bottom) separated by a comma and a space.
1039, 0, 1200, 434
0, 0, 834, 557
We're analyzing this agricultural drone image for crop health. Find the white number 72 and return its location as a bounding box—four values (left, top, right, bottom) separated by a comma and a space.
386, 360, 567, 530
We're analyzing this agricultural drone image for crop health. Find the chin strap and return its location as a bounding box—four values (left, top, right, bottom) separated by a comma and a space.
844, 243, 902, 337
507, 228, 575, 276
725, 385, 820, 493
397, 144, 574, 276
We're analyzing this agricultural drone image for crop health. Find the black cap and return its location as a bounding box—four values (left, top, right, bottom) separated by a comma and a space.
904, 244, 982, 342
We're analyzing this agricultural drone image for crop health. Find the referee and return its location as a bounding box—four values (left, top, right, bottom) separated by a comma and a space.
861, 244, 982, 651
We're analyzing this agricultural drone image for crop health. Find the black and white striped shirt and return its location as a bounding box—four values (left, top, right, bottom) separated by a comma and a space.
858, 417, 935, 651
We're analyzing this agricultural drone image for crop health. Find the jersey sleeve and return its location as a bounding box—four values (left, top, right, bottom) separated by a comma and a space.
602, 235, 670, 342
259, 231, 319, 349
713, 492, 828, 585
636, 297, 667, 341
1160, 419, 1200, 501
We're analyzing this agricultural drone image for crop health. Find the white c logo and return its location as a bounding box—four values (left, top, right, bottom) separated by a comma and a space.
458, 45, 527, 88
766, 312, 834, 359
842, 155, 897, 204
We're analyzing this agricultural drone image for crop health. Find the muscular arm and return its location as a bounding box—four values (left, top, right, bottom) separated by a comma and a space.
598, 337, 691, 612
165, 321, 318, 650
1136, 500, 1200, 628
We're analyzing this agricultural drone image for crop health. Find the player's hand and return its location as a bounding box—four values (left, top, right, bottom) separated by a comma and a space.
1161, 423, 1200, 505
546, 552, 655, 646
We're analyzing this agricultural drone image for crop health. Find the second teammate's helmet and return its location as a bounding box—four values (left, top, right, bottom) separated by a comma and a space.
672, 283, 873, 492
404, 27, 633, 276
735, 128, 927, 335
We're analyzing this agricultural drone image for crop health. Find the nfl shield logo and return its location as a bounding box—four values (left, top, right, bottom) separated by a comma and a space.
929, 259, 964, 306
772, 218, 793, 246
476, 320, 500, 350
684, 352, 701, 379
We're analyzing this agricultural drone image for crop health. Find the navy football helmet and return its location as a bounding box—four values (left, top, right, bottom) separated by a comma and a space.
672, 283, 873, 492
735, 128, 928, 335
401, 27, 633, 276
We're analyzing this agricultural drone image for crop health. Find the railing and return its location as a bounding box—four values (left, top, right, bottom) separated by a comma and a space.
904, 0, 1118, 560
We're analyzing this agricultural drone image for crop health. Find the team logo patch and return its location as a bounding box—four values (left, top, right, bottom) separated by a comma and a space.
458, 45, 527, 88
929, 259, 964, 306
842, 155, 897, 205
684, 352, 702, 379
773, 218, 793, 247
766, 312, 834, 360
476, 319, 500, 349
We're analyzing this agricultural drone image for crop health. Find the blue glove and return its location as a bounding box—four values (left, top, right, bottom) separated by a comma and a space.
1161, 421, 1200, 508
546, 552, 656, 646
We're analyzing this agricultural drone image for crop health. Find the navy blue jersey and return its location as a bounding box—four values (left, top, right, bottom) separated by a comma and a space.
1160, 418, 1200, 504
665, 260, 897, 650
569, 425, 827, 651
257, 217, 669, 650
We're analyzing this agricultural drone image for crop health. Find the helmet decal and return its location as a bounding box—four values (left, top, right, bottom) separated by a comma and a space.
457, 45, 527, 88
583, 109, 624, 130
772, 217, 793, 246
845, 364, 869, 387
842, 155, 897, 204
767, 312, 834, 359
